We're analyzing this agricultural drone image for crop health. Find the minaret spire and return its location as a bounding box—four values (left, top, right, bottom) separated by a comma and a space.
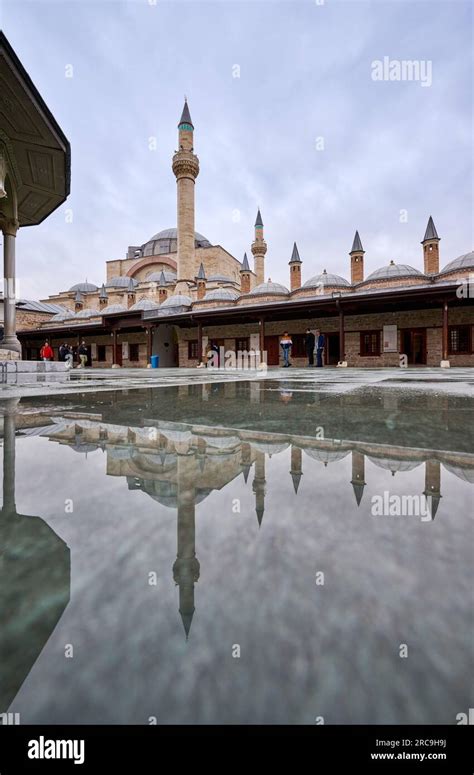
421, 216, 440, 274
251, 208, 267, 285
173, 99, 199, 290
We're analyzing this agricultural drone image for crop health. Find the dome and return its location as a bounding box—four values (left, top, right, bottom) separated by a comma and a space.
303, 270, 350, 289
439, 251, 474, 275
51, 308, 75, 322
106, 276, 138, 289
442, 463, 474, 483
129, 298, 160, 311
368, 456, 423, 473
202, 288, 239, 302
248, 280, 289, 296
207, 274, 235, 283
101, 303, 127, 314
69, 282, 98, 293
303, 448, 350, 464
363, 262, 424, 283
73, 308, 100, 319
145, 271, 177, 284
160, 294, 192, 308
142, 228, 210, 257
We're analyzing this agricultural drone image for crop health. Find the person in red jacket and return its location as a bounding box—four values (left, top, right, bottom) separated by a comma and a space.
40, 340, 54, 361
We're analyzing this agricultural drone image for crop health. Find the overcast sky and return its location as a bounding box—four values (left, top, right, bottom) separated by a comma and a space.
1, 0, 473, 299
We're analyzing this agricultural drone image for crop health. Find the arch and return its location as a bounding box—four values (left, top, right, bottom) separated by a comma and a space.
126, 256, 177, 278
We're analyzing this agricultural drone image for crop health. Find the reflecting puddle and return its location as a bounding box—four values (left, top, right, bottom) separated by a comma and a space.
0, 381, 473, 724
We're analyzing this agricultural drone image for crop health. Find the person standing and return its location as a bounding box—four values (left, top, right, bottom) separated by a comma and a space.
314, 329, 325, 367
65, 344, 74, 369
77, 340, 88, 368
304, 328, 315, 366
280, 331, 293, 367
40, 340, 53, 361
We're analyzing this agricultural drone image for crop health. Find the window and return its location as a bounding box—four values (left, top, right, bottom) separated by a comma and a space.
360, 330, 381, 356
449, 326, 471, 354
188, 340, 199, 360
97, 345, 107, 362
235, 337, 249, 353
129, 343, 140, 362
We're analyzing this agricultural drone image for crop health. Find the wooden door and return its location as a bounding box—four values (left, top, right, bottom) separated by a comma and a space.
264, 336, 280, 366
115, 343, 123, 366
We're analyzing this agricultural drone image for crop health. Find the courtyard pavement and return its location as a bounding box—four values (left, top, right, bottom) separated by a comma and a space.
0, 365, 473, 399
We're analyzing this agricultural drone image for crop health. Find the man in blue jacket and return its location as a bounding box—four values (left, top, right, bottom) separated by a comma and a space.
314, 329, 325, 367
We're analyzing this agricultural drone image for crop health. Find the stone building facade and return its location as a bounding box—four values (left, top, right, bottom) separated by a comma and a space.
18, 100, 474, 368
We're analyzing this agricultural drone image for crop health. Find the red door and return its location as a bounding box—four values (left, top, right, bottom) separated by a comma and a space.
264, 336, 280, 366
115, 343, 123, 366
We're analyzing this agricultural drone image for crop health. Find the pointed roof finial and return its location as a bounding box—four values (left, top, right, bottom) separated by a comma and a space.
289, 242, 302, 264
99, 283, 108, 299
178, 98, 194, 129
350, 230, 364, 253
127, 277, 135, 292
241, 252, 250, 271
422, 216, 439, 242
255, 208, 263, 228
196, 262, 206, 280
158, 270, 167, 287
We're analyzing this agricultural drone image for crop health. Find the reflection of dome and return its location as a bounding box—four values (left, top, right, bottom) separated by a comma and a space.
69, 282, 98, 292
160, 294, 192, 308
145, 271, 177, 284
303, 448, 349, 464
251, 440, 290, 455
132, 479, 212, 507
248, 281, 289, 296
102, 303, 128, 315
70, 442, 99, 453
200, 435, 241, 449
158, 427, 193, 442
303, 270, 350, 289
129, 298, 160, 311
443, 463, 474, 483
142, 228, 211, 257
202, 288, 239, 303
439, 251, 474, 275
106, 276, 138, 289
368, 456, 423, 473
363, 262, 424, 283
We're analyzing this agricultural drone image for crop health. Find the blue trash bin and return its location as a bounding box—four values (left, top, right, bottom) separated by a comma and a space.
150, 354, 159, 368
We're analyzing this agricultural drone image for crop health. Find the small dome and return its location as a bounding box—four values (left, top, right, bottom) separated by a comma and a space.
102, 303, 128, 314
303, 270, 350, 289
439, 251, 474, 275
249, 280, 289, 296
51, 308, 75, 322
69, 282, 98, 293
160, 294, 192, 308
106, 276, 138, 289
207, 274, 235, 283
129, 298, 160, 311
145, 271, 177, 284
74, 308, 100, 319
202, 288, 239, 302
363, 262, 424, 283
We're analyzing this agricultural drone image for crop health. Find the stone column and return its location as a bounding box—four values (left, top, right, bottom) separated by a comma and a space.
441, 301, 450, 367
1, 217, 21, 355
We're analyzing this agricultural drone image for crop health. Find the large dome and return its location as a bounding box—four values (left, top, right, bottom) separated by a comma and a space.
142, 228, 211, 257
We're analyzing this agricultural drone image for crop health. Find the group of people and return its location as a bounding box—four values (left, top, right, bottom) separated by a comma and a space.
279, 328, 326, 368
40, 340, 89, 368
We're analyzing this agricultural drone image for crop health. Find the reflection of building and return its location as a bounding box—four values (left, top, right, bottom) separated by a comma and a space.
24, 398, 473, 638
0, 400, 70, 713
15, 94, 473, 367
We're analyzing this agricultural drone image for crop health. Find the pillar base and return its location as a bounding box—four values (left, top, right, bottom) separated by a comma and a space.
440, 360, 450, 368
0, 345, 21, 360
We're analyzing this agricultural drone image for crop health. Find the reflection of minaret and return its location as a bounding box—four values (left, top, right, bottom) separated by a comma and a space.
289, 445, 303, 494
240, 442, 252, 483
423, 460, 441, 519
172, 454, 200, 639
351, 451, 366, 506
252, 450, 266, 527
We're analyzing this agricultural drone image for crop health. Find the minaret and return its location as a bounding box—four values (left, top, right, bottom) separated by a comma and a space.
350, 231, 364, 284
422, 216, 440, 275
172, 100, 199, 290
240, 252, 251, 294
195, 262, 206, 300
350, 450, 366, 506
74, 291, 83, 312
158, 270, 168, 303
127, 277, 136, 308
251, 209, 267, 285
240, 441, 252, 483
252, 449, 266, 526
423, 459, 441, 519
289, 242, 302, 291
289, 445, 303, 493
99, 284, 108, 307
172, 454, 200, 639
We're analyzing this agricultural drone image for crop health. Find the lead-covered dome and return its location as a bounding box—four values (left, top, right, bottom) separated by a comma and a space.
439, 251, 474, 275
248, 280, 289, 296
202, 288, 239, 303
73, 308, 100, 319
142, 228, 211, 257
145, 271, 177, 284
160, 294, 192, 308
303, 270, 350, 289
129, 298, 160, 311
106, 276, 138, 289
69, 282, 98, 293
102, 303, 127, 315
363, 262, 424, 283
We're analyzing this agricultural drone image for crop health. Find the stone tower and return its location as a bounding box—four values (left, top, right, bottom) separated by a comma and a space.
350, 231, 364, 284
289, 242, 302, 291
240, 252, 251, 294
251, 209, 267, 286
195, 262, 206, 300
422, 216, 440, 275
172, 100, 199, 290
